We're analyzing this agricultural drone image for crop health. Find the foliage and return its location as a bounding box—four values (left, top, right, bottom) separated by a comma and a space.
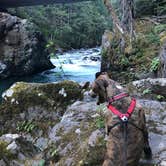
146, 32, 160, 45
154, 24, 166, 34
46, 40, 65, 75
156, 95, 165, 101
9, 1, 112, 49
39, 159, 45, 166
143, 88, 151, 95
0, 141, 15, 159
16, 120, 37, 133
150, 57, 160, 72
95, 116, 105, 129
95, 104, 106, 129
135, 0, 166, 17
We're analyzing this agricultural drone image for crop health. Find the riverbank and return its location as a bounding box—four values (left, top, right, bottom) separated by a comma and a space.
0, 47, 101, 101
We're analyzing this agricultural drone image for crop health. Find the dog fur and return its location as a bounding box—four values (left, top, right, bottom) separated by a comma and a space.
91, 72, 152, 166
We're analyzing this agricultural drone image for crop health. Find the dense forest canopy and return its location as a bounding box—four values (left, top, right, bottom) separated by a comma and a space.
9, 0, 166, 50
9, 0, 112, 49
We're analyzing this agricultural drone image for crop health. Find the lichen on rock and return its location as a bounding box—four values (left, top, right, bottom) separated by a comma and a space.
0, 80, 83, 136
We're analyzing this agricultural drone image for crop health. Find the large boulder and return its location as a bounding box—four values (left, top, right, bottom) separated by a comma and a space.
0, 81, 106, 165
0, 12, 54, 80
0, 80, 83, 134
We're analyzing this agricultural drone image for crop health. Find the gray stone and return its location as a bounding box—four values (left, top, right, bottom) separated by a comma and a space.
160, 161, 166, 166
157, 41, 166, 78
127, 78, 166, 100
0, 160, 6, 166
0, 12, 54, 80
35, 137, 49, 150
88, 130, 103, 147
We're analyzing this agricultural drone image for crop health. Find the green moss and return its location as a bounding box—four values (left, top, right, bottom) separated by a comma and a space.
1, 81, 82, 113
0, 141, 15, 160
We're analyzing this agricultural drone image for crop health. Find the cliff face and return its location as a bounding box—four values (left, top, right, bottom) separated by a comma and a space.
0, 12, 54, 80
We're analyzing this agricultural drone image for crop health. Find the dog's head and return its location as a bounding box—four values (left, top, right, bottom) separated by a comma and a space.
90, 72, 109, 104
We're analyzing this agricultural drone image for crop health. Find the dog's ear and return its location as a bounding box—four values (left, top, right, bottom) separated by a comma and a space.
95, 72, 102, 79
95, 71, 109, 79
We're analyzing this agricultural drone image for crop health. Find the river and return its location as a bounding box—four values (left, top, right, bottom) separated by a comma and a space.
0, 47, 101, 99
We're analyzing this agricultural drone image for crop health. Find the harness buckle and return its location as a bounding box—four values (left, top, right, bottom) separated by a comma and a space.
121, 115, 128, 122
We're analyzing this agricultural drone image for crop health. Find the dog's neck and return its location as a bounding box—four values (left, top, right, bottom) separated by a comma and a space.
106, 79, 125, 98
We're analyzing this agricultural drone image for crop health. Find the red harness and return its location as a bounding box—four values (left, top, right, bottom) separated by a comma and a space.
107, 93, 136, 122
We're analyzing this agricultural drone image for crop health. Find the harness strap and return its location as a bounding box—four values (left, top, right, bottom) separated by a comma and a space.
107, 121, 145, 135
107, 98, 136, 121
109, 92, 129, 103
106, 93, 136, 166
107, 122, 121, 135
122, 122, 127, 166
128, 121, 147, 138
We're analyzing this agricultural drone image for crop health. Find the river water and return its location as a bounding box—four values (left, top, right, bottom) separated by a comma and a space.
0, 47, 101, 99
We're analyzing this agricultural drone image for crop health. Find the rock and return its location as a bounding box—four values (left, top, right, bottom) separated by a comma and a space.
88, 130, 103, 147
157, 41, 166, 78
0, 160, 6, 166
0, 80, 83, 135
138, 99, 166, 166
0, 133, 40, 165
1, 79, 166, 165
6, 141, 18, 155
49, 101, 105, 166
0, 81, 106, 165
90, 56, 100, 61
0, 12, 54, 80
35, 137, 49, 151
127, 78, 166, 100
160, 161, 166, 166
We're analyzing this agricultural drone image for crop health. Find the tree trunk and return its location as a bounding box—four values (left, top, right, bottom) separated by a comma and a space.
120, 0, 135, 39
103, 0, 124, 35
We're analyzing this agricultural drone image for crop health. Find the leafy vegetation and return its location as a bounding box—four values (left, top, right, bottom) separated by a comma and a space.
143, 88, 152, 95
150, 57, 160, 72
95, 104, 106, 129
16, 120, 37, 133
156, 95, 165, 101
9, 1, 112, 49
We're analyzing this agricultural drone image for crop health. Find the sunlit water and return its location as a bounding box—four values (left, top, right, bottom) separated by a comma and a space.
0, 47, 101, 99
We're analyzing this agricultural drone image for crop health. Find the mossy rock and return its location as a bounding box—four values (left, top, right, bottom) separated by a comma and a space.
0, 80, 83, 135
48, 101, 106, 166
1, 80, 82, 113
0, 140, 15, 160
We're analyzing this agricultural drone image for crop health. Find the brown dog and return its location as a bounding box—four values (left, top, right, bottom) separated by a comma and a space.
91, 72, 152, 166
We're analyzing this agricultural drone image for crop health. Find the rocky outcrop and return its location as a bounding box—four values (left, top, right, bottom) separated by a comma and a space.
157, 40, 166, 78
0, 79, 166, 165
0, 80, 83, 134
0, 12, 54, 80
127, 78, 166, 100
0, 81, 105, 165
139, 99, 166, 166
